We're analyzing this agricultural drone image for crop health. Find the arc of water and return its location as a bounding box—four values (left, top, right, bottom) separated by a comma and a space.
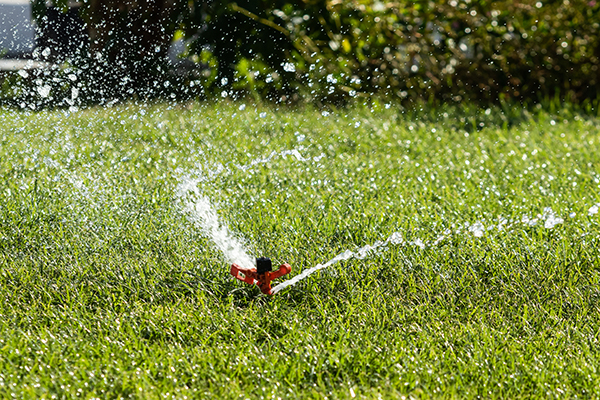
175, 147, 325, 270
188, 146, 321, 179
177, 175, 255, 270
272, 204, 576, 294
271, 232, 404, 294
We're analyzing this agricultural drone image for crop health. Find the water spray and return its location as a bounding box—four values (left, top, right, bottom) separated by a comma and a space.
230, 257, 292, 295
271, 231, 404, 294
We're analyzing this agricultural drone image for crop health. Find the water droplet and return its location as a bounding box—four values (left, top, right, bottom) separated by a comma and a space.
282, 62, 296, 72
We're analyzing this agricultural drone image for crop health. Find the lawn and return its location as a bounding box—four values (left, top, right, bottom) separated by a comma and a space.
0, 101, 599, 398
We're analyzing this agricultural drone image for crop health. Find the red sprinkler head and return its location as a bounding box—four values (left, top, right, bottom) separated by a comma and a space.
230, 257, 291, 295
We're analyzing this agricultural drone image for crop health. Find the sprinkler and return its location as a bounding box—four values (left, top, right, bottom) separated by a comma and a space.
230, 257, 291, 295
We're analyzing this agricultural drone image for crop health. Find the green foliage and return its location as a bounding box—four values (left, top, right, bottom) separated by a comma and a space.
192, 0, 600, 104
9, 0, 600, 106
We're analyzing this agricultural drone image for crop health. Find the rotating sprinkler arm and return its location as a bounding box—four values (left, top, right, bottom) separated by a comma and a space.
230, 257, 291, 295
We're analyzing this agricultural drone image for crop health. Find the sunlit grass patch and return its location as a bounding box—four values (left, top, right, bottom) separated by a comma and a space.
0, 102, 599, 398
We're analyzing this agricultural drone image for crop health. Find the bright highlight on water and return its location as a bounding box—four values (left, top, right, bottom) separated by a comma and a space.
177, 174, 255, 271
271, 232, 404, 294
175, 147, 324, 274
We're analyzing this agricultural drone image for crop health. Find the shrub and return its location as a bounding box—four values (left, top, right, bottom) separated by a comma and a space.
3, 0, 598, 106
192, 0, 600, 104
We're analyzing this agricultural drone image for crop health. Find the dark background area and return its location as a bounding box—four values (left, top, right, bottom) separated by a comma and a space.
2, 0, 599, 107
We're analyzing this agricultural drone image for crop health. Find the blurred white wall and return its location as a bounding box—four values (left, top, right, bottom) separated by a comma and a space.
0, 0, 35, 56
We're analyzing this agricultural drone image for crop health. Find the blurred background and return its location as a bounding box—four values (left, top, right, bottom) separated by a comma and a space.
0, 0, 599, 108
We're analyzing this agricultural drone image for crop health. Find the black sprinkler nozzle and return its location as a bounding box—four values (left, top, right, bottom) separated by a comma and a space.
256, 257, 272, 275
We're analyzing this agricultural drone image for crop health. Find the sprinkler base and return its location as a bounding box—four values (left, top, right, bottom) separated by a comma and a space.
230, 258, 291, 295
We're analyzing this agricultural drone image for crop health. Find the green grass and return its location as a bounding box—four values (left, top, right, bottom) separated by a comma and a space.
0, 101, 599, 399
